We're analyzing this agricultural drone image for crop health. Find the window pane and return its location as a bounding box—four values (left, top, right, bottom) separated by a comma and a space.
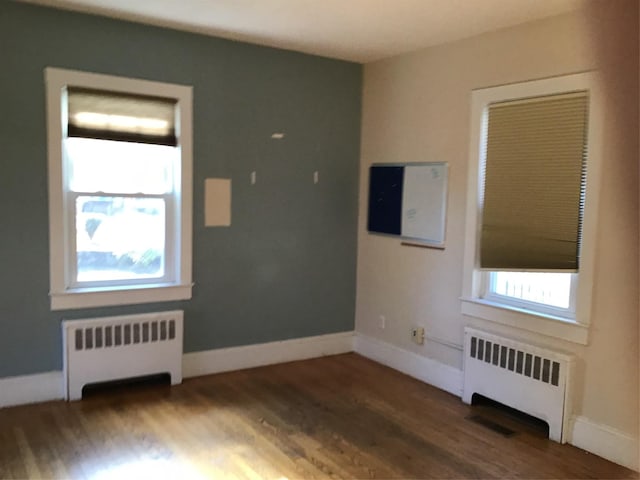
76, 196, 165, 282
491, 272, 572, 309
66, 138, 174, 194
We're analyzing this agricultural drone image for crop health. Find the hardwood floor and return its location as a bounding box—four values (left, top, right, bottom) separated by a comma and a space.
0, 353, 636, 479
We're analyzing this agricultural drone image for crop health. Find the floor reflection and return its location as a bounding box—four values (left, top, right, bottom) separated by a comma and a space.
90, 458, 208, 480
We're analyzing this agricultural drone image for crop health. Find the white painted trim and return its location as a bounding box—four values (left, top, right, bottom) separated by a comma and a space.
0, 371, 64, 409
461, 298, 589, 345
353, 333, 463, 397
183, 331, 355, 378
570, 415, 639, 472
51, 284, 193, 310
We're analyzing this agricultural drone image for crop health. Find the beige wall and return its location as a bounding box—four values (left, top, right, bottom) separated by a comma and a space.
578, 0, 639, 437
356, 1, 638, 443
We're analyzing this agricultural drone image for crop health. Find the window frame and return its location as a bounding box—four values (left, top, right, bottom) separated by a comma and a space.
45, 67, 193, 310
460, 72, 602, 345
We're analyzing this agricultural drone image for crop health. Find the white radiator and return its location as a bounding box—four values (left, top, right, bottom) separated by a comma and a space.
62, 310, 183, 401
463, 327, 574, 442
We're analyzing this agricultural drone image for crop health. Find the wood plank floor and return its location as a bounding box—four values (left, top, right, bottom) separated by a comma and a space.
0, 353, 636, 479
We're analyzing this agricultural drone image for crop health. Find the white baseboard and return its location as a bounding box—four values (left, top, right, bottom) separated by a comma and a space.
0, 371, 64, 409
570, 415, 639, 471
353, 332, 463, 397
183, 331, 355, 378
0, 332, 354, 409
6, 334, 635, 473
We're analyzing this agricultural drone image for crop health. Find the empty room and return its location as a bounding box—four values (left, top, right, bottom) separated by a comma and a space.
0, 0, 638, 478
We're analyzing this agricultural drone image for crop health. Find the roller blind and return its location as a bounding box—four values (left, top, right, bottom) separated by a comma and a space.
67, 87, 177, 146
480, 91, 588, 271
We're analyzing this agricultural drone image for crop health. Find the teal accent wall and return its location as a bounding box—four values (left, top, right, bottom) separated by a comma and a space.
0, 2, 361, 377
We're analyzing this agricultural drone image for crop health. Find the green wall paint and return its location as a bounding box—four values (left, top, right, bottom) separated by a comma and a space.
0, 2, 361, 377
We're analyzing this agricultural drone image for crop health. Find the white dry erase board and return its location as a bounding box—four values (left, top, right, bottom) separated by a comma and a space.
367, 162, 448, 248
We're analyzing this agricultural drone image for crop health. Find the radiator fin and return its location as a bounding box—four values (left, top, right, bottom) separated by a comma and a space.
73, 319, 177, 352
468, 335, 560, 387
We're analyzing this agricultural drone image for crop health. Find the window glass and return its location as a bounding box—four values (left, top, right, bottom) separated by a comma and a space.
75, 196, 166, 283
488, 272, 572, 310
66, 138, 173, 194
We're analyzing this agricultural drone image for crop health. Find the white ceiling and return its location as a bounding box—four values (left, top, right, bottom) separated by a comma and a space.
21, 0, 586, 63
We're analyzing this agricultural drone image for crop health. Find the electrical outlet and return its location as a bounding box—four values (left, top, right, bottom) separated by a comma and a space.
379, 315, 386, 329
411, 327, 425, 345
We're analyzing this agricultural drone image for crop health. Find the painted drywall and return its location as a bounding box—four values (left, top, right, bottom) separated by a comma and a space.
0, 1, 361, 377
577, 0, 639, 442
356, 2, 638, 444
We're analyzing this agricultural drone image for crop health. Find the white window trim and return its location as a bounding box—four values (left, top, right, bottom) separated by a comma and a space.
461, 72, 603, 345
45, 67, 193, 310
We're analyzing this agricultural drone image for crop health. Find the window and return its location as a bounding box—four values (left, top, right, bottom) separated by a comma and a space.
46, 68, 193, 310
461, 72, 602, 344
480, 90, 588, 319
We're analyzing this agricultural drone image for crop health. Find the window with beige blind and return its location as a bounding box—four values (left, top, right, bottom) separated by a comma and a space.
46, 68, 193, 310
461, 73, 601, 344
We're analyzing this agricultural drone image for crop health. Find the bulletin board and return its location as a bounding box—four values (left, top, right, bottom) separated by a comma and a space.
367, 162, 448, 248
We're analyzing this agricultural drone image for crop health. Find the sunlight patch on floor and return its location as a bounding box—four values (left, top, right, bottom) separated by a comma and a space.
90, 458, 208, 480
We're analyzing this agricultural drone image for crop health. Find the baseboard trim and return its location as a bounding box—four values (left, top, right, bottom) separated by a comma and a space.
570, 415, 639, 471
7, 334, 636, 473
353, 332, 463, 397
183, 331, 355, 378
0, 371, 64, 409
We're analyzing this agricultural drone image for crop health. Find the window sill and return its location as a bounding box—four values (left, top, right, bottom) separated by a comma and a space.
50, 283, 193, 310
460, 297, 589, 345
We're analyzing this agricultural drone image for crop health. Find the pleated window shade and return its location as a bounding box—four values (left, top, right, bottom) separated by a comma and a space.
67, 87, 178, 146
480, 91, 589, 271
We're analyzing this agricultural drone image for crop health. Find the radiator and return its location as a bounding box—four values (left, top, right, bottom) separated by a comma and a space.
462, 327, 574, 442
62, 310, 184, 401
